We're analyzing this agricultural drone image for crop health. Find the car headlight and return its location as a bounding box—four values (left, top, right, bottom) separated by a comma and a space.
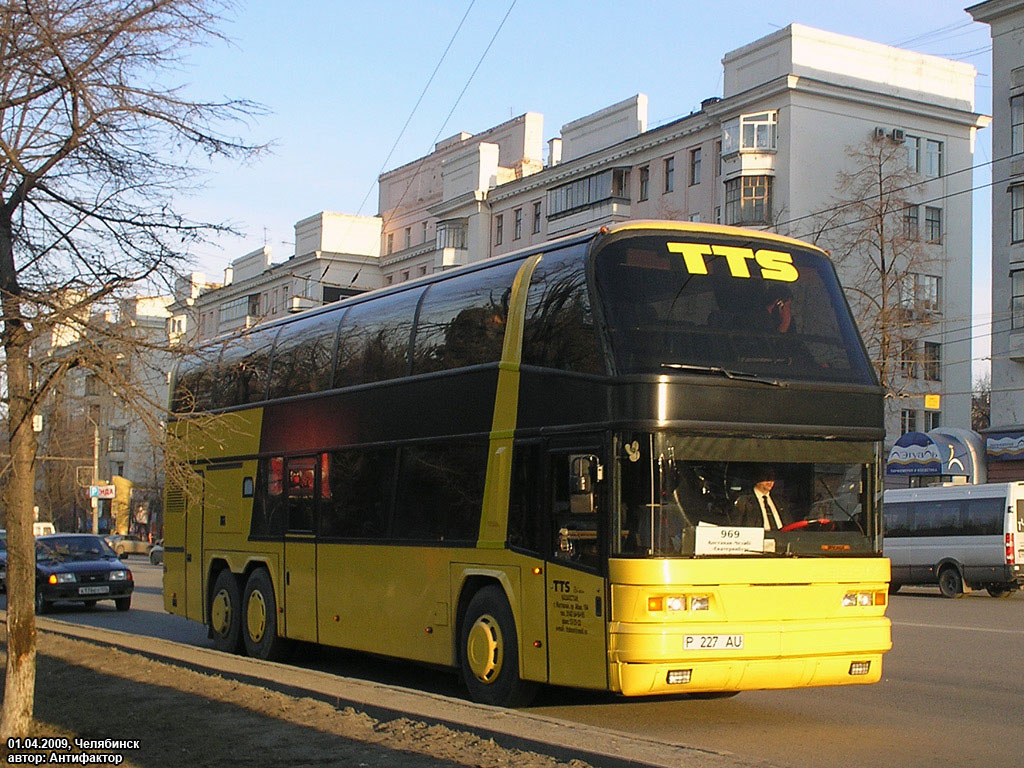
48, 573, 76, 584
109, 570, 128, 581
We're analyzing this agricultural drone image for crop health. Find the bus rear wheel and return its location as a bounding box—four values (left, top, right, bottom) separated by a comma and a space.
241, 568, 289, 661
209, 569, 242, 653
459, 585, 537, 708
937, 566, 964, 599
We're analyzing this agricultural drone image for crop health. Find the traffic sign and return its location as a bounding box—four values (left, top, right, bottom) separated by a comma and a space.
89, 485, 116, 499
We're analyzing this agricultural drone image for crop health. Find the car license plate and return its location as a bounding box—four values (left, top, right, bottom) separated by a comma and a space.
78, 586, 110, 596
684, 634, 744, 650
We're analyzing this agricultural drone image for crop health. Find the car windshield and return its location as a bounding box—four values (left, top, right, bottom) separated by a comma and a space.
39, 536, 117, 559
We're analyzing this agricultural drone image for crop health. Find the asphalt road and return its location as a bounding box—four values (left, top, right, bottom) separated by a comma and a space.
17, 559, 1024, 768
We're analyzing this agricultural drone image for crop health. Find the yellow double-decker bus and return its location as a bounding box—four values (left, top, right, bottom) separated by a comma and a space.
164, 221, 890, 706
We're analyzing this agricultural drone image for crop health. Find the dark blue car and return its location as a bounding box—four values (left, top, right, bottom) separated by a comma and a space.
35, 534, 133, 613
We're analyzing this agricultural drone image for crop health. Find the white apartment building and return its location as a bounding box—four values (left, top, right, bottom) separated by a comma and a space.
190, 24, 986, 449
376, 24, 987, 446
968, 0, 1024, 480
180, 211, 382, 343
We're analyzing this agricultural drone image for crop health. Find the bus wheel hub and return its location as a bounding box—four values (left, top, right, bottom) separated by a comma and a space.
247, 590, 267, 643
211, 588, 232, 635
466, 614, 503, 683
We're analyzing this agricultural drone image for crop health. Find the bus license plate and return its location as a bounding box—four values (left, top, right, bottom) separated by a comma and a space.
684, 634, 743, 650
78, 586, 109, 596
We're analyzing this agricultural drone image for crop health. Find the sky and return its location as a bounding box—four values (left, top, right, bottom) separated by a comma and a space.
172, 0, 995, 380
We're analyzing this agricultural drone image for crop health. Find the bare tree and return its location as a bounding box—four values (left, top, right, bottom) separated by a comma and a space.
972, 374, 991, 432
801, 135, 942, 427
0, 0, 264, 736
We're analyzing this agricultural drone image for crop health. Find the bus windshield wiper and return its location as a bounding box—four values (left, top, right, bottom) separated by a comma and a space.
660, 363, 783, 387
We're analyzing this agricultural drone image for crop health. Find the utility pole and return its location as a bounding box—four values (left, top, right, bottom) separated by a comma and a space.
91, 418, 100, 534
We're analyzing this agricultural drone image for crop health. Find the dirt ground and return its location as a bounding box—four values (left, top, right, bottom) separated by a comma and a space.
0, 626, 596, 768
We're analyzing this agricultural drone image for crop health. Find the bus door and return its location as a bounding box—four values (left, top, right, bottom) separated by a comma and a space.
545, 444, 608, 690
184, 470, 205, 622
283, 455, 318, 643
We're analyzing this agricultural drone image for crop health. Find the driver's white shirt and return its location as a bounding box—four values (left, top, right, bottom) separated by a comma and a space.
755, 490, 783, 530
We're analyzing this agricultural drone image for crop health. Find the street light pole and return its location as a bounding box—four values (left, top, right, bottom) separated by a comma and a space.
87, 415, 100, 534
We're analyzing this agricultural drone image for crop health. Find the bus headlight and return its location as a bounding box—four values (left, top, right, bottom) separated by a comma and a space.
690, 596, 710, 611
842, 591, 885, 607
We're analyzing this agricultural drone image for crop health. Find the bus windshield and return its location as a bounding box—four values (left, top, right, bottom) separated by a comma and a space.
615, 433, 876, 557
593, 233, 875, 384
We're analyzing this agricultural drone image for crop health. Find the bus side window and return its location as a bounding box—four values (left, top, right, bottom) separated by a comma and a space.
251, 457, 286, 538
507, 443, 544, 555
285, 456, 317, 532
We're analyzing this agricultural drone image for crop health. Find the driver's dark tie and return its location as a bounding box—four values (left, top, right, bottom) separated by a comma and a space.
761, 496, 773, 530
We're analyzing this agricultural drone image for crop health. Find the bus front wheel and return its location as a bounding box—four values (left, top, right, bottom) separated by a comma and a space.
937, 566, 964, 599
459, 585, 537, 708
209, 569, 242, 653
241, 568, 289, 661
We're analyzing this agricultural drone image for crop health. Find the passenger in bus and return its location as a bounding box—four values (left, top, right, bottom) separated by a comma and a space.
733, 467, 789, 530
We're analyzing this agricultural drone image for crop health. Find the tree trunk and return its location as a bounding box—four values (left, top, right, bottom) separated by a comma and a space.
0, 214, 38, 739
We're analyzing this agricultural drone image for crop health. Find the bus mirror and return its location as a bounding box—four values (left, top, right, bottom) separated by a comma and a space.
570, 455, 601, 514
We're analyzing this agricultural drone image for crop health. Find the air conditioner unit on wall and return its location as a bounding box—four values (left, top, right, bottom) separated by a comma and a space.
874, 127, 887, 140
891, 128, 906, 143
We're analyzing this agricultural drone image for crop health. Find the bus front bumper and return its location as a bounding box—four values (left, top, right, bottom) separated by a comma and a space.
608, 616, 892, 696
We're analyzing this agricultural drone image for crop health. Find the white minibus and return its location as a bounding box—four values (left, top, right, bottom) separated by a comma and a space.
884, 483, 1024, 598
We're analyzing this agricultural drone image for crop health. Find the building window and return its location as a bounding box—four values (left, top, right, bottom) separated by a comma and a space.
900, 339, 918, 378
422, 221, 428, 243
532, 201, 542, 234
1013, 185, 1024, 243
906, 135, 921, 173
386, 233, 394, 255
924, 206, 942, 243
495, 214, 503, 246
722, 111, 778, 154
924, 410, 941, 431
688, 213, 701, 222
1012, 269, 1024, 329
903, 205, 919, 240
401, 270, 409, 282
385, 275, 393, 286
689, 148, 701, 186
901, 409, 918, 434
404, 227, 411, 249
664, 156, 675, 193
714, 206, 721, 224
547, 168, 629, 218
638, 165, 649, 201
724, 176, 772, 225
85, 374, 101, 396
1013, 95, 1024, 156
419, 264, 428, 276
906, 136, 943, 176
108, 427, 126, 453
714, 140, 722, 177
436, 221, 467, 250
513, 208, 522, 240
923, 342, 941, 381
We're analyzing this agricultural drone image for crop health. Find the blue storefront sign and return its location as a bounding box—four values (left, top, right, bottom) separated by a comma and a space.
986, 431, 1024, 462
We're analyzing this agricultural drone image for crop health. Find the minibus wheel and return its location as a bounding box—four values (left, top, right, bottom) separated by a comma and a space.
985, 585, 1013, 598
937, 566, 964, 599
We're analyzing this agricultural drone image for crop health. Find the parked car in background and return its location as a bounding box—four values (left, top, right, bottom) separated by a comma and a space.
35, 534, 133, 613
149, 539, 164, 565
104, 534, 151, 557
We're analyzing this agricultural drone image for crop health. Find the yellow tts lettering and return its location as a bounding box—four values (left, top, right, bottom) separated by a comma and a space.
666, 242, 800, 282
711, 245, 756, 278
754, 249, 799, 282
666, 242, 712, 275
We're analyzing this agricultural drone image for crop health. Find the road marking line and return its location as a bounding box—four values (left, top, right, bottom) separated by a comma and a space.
893, 621, 1024, 636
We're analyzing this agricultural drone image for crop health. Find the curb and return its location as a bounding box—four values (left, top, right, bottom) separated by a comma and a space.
21, 613, 757, 768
